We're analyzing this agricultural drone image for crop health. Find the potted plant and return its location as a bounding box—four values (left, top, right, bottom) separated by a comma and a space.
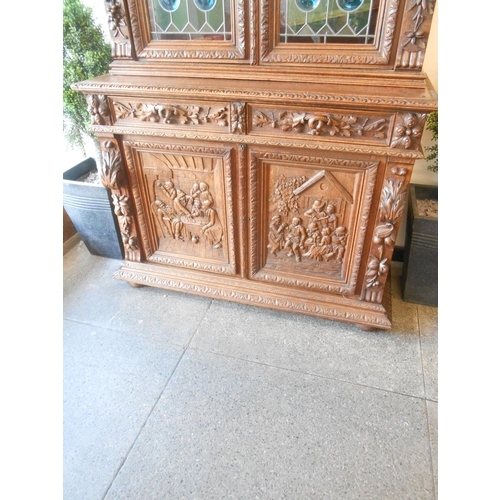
401, 110, 438, 307
63, 0, 123, 259
63, 0, 111, 165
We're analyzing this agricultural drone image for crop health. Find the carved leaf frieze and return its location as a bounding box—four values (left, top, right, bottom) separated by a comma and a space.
253, 109, 388, 140
113, 101, 229, 128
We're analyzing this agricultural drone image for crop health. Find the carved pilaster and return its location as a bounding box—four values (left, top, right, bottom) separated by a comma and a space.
361, 163, 412, 303
104, 0, 134, 58
99, 139, 141, 261
396, 0, 436, 69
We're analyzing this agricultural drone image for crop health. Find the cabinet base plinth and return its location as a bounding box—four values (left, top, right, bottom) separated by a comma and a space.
113, 262, 392, 330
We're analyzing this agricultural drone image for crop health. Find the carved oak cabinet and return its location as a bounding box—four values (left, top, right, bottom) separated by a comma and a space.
73, 0, 437, 330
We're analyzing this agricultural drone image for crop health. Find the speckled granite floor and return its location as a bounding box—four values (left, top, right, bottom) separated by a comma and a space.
63, 241, 438, 500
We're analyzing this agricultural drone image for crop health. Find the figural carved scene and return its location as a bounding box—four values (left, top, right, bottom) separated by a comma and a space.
137, 149, 232, 266
253, 154, 377, 295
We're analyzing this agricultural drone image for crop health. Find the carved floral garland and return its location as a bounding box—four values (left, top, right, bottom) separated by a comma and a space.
253, 110, 387, 139
100, 141, 139, 255
363, 170, 409, 303
105, 0, 131, 58
113, 101, 229, 128
399, 0, 436, 68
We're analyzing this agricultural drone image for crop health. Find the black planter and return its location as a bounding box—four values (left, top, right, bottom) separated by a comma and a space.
63, 158, 124, 260
401, 184, 438, 307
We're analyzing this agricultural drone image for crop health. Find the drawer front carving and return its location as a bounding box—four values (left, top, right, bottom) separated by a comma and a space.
123, 140, 238, 275
250, 106, 393, 146
248, 149, 379, 295
111, 99, 232, 132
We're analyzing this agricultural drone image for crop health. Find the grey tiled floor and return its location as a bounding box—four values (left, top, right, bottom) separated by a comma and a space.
64, 241, 438, 500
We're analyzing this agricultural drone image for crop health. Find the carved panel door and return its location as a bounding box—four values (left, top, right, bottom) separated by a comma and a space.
248, 147, 381, 297
122, 138, 239, 275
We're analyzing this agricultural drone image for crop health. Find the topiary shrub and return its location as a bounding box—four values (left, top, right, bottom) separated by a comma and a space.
63, 0, 112, 160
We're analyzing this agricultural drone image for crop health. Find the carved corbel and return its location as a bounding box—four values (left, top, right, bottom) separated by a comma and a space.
99, 139, 141, 261
104, 0, 134, 58
396, 0, 436, 69
86, 95, 111, 126
361, 164, 412, 303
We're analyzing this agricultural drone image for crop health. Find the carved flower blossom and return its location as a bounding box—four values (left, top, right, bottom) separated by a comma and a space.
391, 113, 424, 149
231, 103, 245, 134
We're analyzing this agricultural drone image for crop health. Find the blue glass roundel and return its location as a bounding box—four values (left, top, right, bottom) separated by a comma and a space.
337, 0, 363, 12
158, 0, 180, 12
194, 0, 217, 11
295, 0, 320, 12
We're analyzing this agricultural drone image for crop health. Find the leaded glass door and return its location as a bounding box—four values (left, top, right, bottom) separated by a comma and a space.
279, 0, 378, 44
149, 0, 232, 41
127, 0, 247, 60
260, 0, 400, 67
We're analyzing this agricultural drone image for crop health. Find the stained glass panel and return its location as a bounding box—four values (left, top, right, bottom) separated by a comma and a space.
279, 0, 378, 44
148, 0, 232, 41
